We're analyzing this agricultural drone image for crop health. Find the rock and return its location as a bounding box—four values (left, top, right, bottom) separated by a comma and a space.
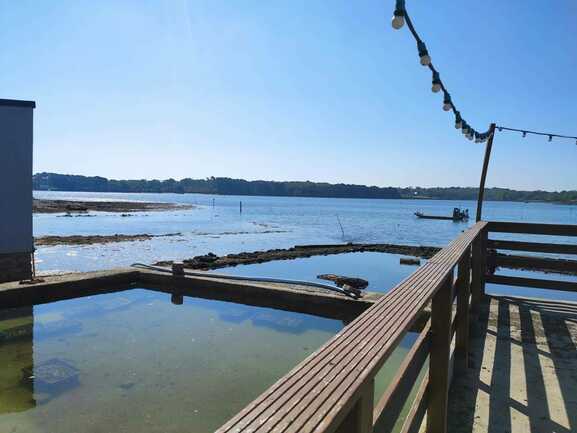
400, 257, 421, 266
317, 274, 369, 290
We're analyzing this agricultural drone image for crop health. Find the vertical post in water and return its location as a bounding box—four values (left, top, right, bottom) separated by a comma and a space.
476, 123, 496, 222
240, 201, 243, 214
428, 271, 453, 433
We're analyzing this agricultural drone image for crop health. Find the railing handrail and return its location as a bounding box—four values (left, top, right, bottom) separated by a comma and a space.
217, 221, 488, 433
486, 221, 577, 237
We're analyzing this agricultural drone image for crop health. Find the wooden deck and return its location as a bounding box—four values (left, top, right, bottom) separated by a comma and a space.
447, 295, 577, 433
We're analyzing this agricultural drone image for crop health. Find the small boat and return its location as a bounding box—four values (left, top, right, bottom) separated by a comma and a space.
415, 208, 469, 222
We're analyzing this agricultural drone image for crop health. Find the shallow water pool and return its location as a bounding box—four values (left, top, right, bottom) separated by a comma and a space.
0, 289, 347, 433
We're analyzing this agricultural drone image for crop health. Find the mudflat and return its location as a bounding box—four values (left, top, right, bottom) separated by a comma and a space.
33, 199, 192, 214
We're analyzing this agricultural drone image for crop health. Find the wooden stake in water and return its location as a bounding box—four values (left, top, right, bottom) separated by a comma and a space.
240, 201, 243, 214
336, 215, 345, 239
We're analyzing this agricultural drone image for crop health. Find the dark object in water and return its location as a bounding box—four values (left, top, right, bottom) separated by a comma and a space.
400, 257, 421, 266
317, 274, 369, 291
22, 358, 79, 390
415, 207, 469, 222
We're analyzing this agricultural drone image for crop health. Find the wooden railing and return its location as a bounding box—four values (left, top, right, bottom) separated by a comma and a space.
485, 221, 577, 293
216, 222, 489, 433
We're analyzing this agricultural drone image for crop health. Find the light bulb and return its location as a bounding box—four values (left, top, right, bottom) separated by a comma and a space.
420, 54, 431, 66
442, 92, 452, 111
455, 121, 462, 129
432, 82, 441, 93
391, 15, 405, 29
417, 41, 430, 66
548, 135, 553, 142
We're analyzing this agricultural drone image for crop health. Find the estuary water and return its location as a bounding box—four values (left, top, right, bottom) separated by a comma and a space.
34, 191, 577, 275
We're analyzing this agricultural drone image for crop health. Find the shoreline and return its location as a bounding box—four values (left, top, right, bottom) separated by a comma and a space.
33, 199, 192, 214
35, 233, 182, 246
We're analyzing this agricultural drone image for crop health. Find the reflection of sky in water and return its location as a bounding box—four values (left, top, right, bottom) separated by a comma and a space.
0, 289, 348, 433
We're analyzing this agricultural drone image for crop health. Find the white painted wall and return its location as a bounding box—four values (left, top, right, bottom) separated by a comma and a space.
0, 101, 34, 254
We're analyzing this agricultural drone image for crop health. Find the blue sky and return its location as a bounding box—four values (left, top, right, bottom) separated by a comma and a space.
2, 0, 576, 190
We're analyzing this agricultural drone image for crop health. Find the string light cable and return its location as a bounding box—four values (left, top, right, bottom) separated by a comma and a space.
391, 0, 494, 143
496, 126, 577, 145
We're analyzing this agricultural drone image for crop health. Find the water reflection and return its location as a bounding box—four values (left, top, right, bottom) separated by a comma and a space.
0, 307, 36, 413
0, 289, 345, 433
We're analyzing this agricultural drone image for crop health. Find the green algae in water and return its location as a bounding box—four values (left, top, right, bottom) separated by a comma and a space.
0, 289, 348, 433
0, 289, 414, 432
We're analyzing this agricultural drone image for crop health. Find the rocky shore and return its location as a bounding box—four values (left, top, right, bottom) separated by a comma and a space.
35, 233, 181, 246
33, 199, 191, 214
154, 243, 442, 270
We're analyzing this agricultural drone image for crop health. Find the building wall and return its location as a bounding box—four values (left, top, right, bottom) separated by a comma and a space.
0, 100, 35, 282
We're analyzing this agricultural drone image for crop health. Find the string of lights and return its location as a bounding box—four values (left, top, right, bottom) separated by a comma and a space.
391, 0, 493, 143
496, 126, 577, 145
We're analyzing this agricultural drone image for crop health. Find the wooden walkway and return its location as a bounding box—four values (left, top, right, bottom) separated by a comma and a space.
447, 295, 577, 433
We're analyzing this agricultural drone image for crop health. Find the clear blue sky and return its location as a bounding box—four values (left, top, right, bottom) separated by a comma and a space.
2, 0, 576, 190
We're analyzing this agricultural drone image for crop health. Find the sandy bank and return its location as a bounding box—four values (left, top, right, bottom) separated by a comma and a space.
35, 233, 181, 246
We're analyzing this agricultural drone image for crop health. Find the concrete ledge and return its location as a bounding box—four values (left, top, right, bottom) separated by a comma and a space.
0, 268, 139, 308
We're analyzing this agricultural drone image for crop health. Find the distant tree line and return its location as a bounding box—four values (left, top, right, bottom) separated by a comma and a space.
399, 187, 577, 204
33, 173, 401, 199
32, 173, 577, 203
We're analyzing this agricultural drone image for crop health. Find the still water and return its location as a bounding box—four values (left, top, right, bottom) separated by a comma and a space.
33, 191, 577, 275
0, 289, 351, 433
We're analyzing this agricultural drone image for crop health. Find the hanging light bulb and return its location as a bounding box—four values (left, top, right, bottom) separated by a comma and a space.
454, 111, 462, 129
442, 92, 452, 111
461, 122, 469, 135
391, 0, 406, 29
431, 71, 442, 93
522, 131, 527, 138
548, 135, 553, 142
474, 132, 480, 143
417, 41, 431, 66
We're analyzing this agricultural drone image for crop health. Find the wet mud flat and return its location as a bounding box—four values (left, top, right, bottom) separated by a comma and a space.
33, 199, 192, 214
35, 233, 182, 246
155, 243, 442, 270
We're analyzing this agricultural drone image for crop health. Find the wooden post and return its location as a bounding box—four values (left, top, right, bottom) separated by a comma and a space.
471, 235, 483, 312
476, 123, 496, 222
335, 379, 374, 433
427, 272, 453, 433
455, 247, 471, 371
479, 229, 488, 295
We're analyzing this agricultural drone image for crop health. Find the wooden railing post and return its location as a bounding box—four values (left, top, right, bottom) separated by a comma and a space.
471, 234, 483, 311
335, 378, 374, 433
427, 271, 453, 433
455, 247, 471, 371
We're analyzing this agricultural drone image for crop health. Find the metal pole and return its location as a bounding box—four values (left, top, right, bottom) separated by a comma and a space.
476, 123, 496, 222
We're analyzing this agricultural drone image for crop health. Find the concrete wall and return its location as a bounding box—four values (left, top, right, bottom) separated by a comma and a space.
0, 99, 35, 282
0, 100, 34, 255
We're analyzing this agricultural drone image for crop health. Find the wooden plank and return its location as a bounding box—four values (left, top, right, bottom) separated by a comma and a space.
480, 228, 488, 294
399, 375, 428, 433
455, 247, 472, 370
494, 254, 577, 273
476, 123, 496, 222
335, 379, 374, 433
487, 221, 577, 237
471, 236, 483, 310
487, 239, 577, 255
427, 271, 453, 433
216, 222, 487, 433
373, 323, 430, 432
486, 274, 577, 292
